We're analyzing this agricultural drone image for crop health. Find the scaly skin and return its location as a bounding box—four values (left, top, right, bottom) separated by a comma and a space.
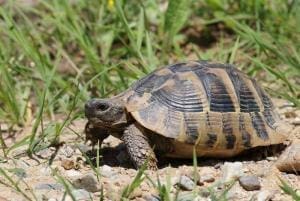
122, 123, 158, 170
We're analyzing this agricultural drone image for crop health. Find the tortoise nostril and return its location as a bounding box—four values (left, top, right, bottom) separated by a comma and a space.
95, 102, 110, 111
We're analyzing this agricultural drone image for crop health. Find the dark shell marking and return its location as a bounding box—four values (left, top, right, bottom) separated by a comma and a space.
206, 133, 217, 148
184, 112, 201, 143
250, 112, 269, 140
195, 70, 236, 112
226, 68, 260, 112
222, 113, 236, 149
239, 114, 252, 148
127, 61, 287, 154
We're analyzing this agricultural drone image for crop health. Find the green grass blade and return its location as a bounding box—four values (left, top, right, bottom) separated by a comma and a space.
229, 37, 240, 64
53, 169, 76, 201
121, 161, 147, 199
27, 88, 46, 156
278, 177, 300, 201
0, 167, 34, 201
164, 0, 192, 47
0, 124, 7, 157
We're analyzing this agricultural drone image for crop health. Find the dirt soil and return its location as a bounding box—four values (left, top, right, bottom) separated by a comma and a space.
0, 98, 299, 201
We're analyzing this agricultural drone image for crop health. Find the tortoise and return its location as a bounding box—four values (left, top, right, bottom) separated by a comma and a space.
84, 60, 294, 170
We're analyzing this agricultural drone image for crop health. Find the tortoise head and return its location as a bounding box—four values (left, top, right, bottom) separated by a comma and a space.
85, 97, 130, 129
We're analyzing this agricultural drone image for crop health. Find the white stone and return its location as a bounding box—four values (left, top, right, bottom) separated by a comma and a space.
256, 190, 273, 201
177, 175, 195, 191
221, 162, 244, 182
101, 165, 116, 178
65, 169, 82, 178
65, 189, 91, 201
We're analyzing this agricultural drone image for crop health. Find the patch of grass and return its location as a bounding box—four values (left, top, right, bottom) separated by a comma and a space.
77, 143, 102, 181
53, 168, 77, 201
164, 0, 193, 50
121, 160, 147, 199
0, 124, 7, 157
198, 0, 300, 106
0, 167, 37, 200
279, 177, 300, 201
145, 168, 172, 201
208, 181, 236, 201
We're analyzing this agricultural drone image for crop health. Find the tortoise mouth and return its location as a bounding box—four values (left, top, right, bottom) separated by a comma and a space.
87, 118, 113, 129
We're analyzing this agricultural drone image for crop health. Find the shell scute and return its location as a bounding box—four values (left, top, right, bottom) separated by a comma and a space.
226, 67, 261, 112
150, 75, 204, 112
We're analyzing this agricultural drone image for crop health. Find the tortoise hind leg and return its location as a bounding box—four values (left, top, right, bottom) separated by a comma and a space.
122, 123, 158, 170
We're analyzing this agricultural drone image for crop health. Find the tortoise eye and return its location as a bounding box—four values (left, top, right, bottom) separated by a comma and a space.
96, 103, 110, 111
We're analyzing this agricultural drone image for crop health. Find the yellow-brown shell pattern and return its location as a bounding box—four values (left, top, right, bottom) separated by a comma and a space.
125, 61, 290, 154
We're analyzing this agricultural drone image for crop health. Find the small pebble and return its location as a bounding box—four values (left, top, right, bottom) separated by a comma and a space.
65, 169, 82, 177
0, 123, 9, 131
284, 111, 297, 118
266, 156, 277, 161
70, 189, 91, 201
72, 173, 99, 192
221, 162, 244, 182
61, 159, 75, 170
198, 174, 215, 185
256, 190, 273, 201
60, 145, 74, 158
101, 165, 116, 178
75, 144, 91, 154
238, 175, 261, 191
292, 117, 300, 125
36, 147, 55, 158
177, 175, 195, 191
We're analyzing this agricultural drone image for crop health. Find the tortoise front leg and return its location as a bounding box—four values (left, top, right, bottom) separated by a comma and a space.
122, 123, 158, 170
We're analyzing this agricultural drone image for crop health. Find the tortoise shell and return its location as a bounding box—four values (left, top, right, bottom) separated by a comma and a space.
124, 61, 289, 157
